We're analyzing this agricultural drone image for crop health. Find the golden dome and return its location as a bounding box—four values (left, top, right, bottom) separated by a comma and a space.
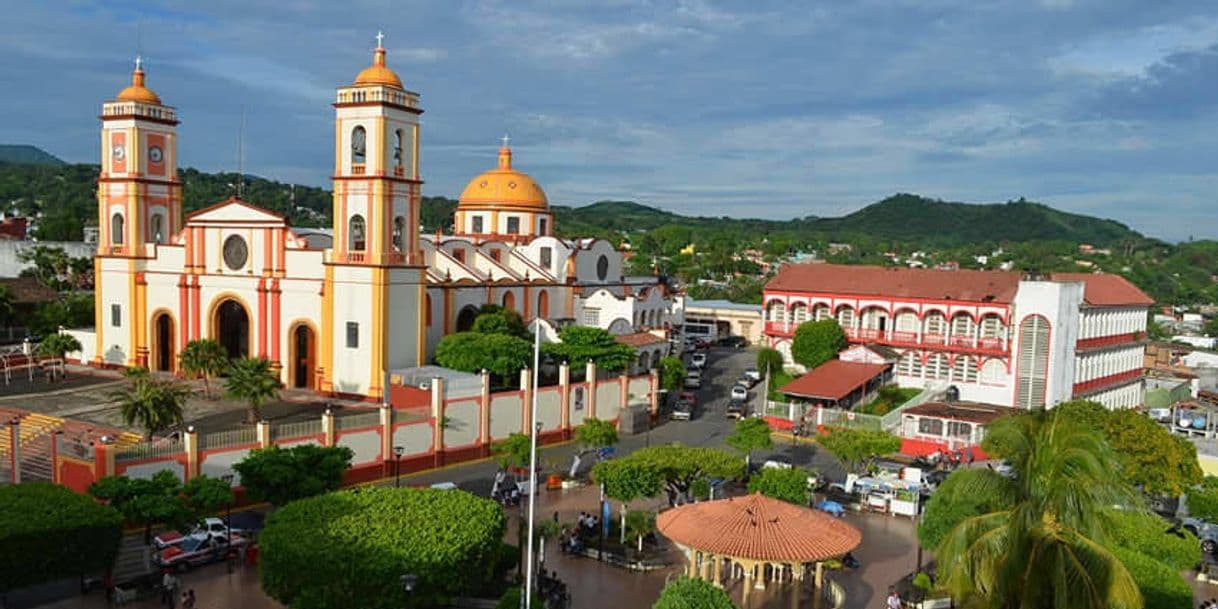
458, 145, 549, 210
116, 60, 161, 105
354, 46, 403, 88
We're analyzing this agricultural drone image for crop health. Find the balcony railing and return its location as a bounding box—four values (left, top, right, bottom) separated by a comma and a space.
1076, 333, 1143, 350
1072, 369, 1142, 396
767, 322, 1008, 355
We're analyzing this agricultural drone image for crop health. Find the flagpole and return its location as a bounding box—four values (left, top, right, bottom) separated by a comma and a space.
524, 324, 541, 609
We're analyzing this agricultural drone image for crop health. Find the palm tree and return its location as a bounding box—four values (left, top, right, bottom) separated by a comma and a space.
38, 332, 82, 359
179, 339, 229, 399
113, 373, 190, 440
224, 357, 281, 424
936, 413, 1142, 609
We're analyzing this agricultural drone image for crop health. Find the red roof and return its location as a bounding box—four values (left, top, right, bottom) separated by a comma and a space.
657, 493, 861, 562
767, 263, 1021, 303
614, 332, 667, 348
779, 360, 889, 400
1049, 272, 1153, 306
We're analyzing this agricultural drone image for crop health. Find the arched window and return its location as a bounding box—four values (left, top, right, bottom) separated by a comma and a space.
393, 129, 404, 166
835, 305, 855, 328
392, 216, 406, 252
924, 311, 947, 337
1016, 315, 1051, 409
349, 215, 366, 251
926, 353, 949, 379
502, 291, 515, 310
537, 290, 549, 318
111, 213, 124, 245
424, 293, 432, 327
351, 126, 367, 164
953, 355, 978, 383
150, 213, 164, 244
790, 303, 809, 325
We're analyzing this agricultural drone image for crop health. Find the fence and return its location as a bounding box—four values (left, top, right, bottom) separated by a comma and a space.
272, 420, 323, 440
879, 384, 944, 432
202, 427, 256, 450
115, 438, 184, 462
337, 412, 382, 430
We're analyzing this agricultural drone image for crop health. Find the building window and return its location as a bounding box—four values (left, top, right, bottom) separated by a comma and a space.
425, 293, 432, 327
1016, 315, 1051, 409
596, 255, 609, 280
111, 304, 122, 327
502, 291, 515, 310
490, 249, 501, 262
582, 307, 600, 326
507, 217, 520, 235
947, 421, 972, 440
345, 322, 359, 349
351, 126, 366, 164
539, 247, 552, 268
349, 215, 366, 251
980, 359, 1005, 384
539, 218, 548, 235
393, 129, 404, 166
537, 290, 549, 318
150, 214, 164, 244
111, 213, 124, 245
471, 216, 484, 233
392, 216, 406, 252
917, 417, 943, 436
453, 249, 465, 263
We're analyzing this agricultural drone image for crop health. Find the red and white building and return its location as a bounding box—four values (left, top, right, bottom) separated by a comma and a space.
763, 264, 1153, 410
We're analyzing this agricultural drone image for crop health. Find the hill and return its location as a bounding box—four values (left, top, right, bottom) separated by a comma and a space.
0, 145, 64, 166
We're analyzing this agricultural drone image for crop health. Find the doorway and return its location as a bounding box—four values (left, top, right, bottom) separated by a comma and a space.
291, 324, 316, 389
214, 299, 250, 359
456, 306, 479, 332
152, 313, 175, 372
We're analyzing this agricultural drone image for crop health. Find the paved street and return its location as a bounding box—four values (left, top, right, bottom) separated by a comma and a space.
19, 347, 919, 609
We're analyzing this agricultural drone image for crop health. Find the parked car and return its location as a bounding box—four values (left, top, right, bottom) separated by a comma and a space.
744, 368, 762, 382
678, 391, 698, 406
154, 518, 245, 549
690, 352, 708, 368
156, 533, 248, 571
1183, 517, 1218, 554
730, 384, 749, 401
921, 470, 949, 493
726, 399, 748, 420
817, 500, 846, 518
718, 336, 747, 348
736, 373, 757, 388
671, 399, 694, 421
762, 457, 792, 470
684, 370, 702, 389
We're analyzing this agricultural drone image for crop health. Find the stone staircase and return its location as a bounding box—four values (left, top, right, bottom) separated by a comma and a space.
0, 408, 141, 483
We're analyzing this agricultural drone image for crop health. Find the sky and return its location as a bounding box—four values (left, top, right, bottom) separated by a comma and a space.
1, 1, 1216, 241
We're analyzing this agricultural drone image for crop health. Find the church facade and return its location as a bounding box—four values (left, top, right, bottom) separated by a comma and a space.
74, 40, 681, 400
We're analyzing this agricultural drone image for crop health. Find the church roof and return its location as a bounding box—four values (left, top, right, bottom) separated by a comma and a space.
458, 144, 549, 211
115, 58, 161, 105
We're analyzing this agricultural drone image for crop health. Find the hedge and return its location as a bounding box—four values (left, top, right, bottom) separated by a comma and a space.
1111, 547, 1192, 609
259, 487, 506, 609
0, 483, 124, 592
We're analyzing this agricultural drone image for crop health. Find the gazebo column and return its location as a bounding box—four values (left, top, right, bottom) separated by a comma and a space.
704, 554, 716, 582
712, 555, 724, 587
814, 561, 824, 588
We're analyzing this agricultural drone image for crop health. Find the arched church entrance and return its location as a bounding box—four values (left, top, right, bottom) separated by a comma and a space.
290, 323, 317, 389
213, 298, 250, 359
152, 312, 175, 372
456, 306, 479, 332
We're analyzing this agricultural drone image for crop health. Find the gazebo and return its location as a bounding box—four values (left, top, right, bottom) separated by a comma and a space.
657, 493, 861, 592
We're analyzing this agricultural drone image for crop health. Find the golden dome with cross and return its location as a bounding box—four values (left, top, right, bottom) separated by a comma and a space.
458, 137, 549, 211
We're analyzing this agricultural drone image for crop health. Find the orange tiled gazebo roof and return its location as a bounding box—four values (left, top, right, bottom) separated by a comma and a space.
657, 493, 861, 563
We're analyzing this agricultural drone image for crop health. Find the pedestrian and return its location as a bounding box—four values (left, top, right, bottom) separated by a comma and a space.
967, 450, 975, 467
181, 589, 196, 609
553, 510, 559, 523
160, 570, 179, 607
886, 587, 902, 609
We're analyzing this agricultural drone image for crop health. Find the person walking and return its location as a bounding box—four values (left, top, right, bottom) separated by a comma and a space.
886, 587, 902, 609
160, 570, 179, 608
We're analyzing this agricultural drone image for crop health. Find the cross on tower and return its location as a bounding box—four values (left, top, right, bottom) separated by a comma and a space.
375, 31, 384, 49
501, 134, 511, 148
134, 55, 143, 71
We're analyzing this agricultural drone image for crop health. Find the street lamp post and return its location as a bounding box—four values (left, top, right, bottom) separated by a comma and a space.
393, 445, 405, 488
401, 572, 417, 607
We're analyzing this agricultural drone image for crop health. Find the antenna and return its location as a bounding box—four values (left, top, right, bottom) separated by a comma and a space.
237, 105, 246, 198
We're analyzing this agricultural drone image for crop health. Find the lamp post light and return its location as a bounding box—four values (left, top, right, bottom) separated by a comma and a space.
393, 445, 405, 488
401, 572, 418, 607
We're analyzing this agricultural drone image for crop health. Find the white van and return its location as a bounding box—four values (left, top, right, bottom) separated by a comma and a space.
684, 369, 702, 389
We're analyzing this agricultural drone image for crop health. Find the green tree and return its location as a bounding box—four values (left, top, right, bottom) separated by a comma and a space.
224, 357, 281, 423
756, 347, 784, 376
1186, 476, 1218, 522
233, 444, 354, 507
37, 332, 82, 359
726, 417, 773, 469
492, 432, 532, 471
472, 305, 531, 339
0, 483, 124, 593
936, 413, 1141, 609
29, 293, 93, 336
542, 326, 637, 372
815, 427, 900, 474
593, 458, 664, 503
180, 475, 236, 520
112, 374, 190, 440
88, 471, 193, 545
658, 356, 687, 394
624, 510, 657, 552
434, 332, 533, 381
918, 468, 1014, 549
179, 338, 229, 399
599, 445, 743, 506
790, 319, 846, 369
747, 467, 814, 505
575, 417, 619, 450
259, 487, 506, 609
1053, 400, 1201, 495
652, 576, 737, 609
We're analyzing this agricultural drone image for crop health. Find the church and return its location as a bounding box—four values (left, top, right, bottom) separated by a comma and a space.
73, 37, 681, 400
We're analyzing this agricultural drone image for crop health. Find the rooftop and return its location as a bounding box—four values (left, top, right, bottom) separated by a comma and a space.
614, 331, 668, 348
903, 401, 1015, 424
778, 360, 890, 401
657, 493, 861, 562
685, 299, 763, 313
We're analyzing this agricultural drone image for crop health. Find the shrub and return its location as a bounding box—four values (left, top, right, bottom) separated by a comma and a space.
790, 319, 846, 369
0, 483, 124, 592
653, 576, 737, 609
259, 487, 506, 609
1111, 547, 1192, 609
